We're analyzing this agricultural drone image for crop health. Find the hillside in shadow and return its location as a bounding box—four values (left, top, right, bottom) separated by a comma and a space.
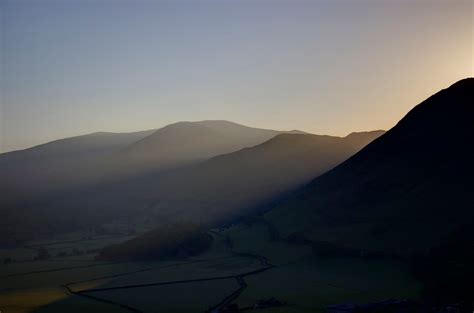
93, 130, 383, 261
3, 131, 382, 243
0, 121, 293, 245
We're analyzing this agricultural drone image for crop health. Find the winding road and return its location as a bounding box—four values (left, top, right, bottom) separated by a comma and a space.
205, 230, 275, 312
4, 219, 362, 312
57, 230, 276, 313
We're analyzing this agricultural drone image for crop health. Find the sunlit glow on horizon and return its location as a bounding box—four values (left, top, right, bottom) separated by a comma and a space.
1, 0, 472, 153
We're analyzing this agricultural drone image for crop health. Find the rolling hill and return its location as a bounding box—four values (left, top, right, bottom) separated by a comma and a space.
1, 125, 383, 247
1, 121, 298, 245
136, 130, 385, 223
109, 120, 301, 177
124, 120, 292, 163
0, 121, 294, 207
0, 130, 156, 202
94, 130, 384, 261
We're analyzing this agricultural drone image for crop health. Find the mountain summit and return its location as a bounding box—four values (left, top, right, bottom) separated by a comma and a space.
122, 120, 286, 166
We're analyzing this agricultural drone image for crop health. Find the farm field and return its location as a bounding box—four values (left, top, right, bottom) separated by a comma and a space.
0, 228, 262, 312
84, 279, 240, 313
1, 220, 421, 313
233, 257, 420, 312
222, 218, 422, 312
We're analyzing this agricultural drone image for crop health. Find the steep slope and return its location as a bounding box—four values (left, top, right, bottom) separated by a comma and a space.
142, 130, 385, 221
263, 78, 474, 256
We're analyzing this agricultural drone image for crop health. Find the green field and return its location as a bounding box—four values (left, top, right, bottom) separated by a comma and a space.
222, 218, 421, 312
85, 279, 239, 313
0, 220, 421, 313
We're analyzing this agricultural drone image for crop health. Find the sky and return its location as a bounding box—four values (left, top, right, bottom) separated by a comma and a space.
0, 0, 472, 153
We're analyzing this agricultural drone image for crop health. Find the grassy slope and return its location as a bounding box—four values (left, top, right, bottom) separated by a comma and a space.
224, 218, 420, 312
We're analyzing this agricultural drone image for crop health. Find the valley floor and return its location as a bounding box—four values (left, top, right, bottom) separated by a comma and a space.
0, 219, 420, 313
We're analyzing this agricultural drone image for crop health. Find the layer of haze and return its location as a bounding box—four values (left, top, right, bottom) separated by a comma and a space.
0, 0, 472, 153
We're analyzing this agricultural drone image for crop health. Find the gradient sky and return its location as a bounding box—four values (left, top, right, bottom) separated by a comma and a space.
1, 0, 472, 153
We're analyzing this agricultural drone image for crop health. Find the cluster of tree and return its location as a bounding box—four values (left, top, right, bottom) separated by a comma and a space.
34, 247, 51, 260
97, 223, 213, 261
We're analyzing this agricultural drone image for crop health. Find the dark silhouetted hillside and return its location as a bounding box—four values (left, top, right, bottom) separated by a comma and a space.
135, 130, 384, 223
262, 78, 474, 256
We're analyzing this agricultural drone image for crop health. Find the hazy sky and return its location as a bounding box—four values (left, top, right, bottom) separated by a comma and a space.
1, 0, 472, 153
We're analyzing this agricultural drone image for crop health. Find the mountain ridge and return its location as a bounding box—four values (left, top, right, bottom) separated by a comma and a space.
261, 78, 474, 256
0, 123, 383, 246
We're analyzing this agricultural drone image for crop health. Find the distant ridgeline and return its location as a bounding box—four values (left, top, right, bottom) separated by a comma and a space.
0, 120, 382, 246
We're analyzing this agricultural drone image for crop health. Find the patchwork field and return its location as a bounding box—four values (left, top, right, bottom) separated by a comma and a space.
0, 220, 421, 313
